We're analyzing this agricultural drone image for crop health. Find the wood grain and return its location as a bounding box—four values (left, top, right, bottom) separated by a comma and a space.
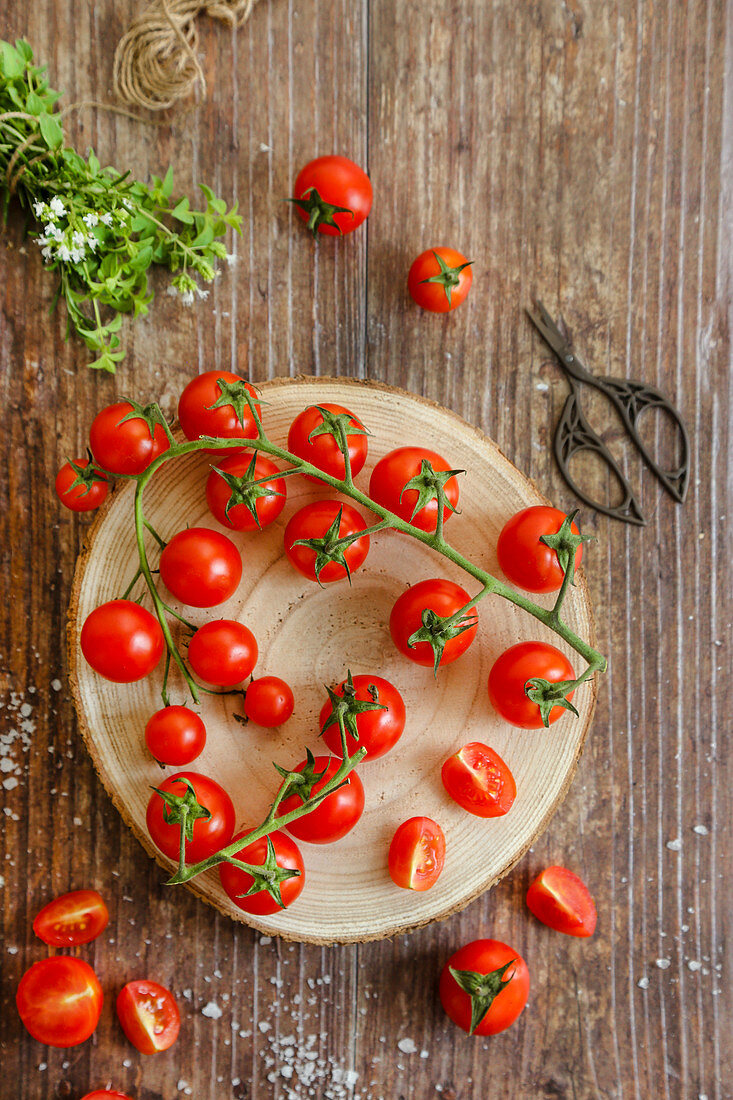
0, 1, 730, 1098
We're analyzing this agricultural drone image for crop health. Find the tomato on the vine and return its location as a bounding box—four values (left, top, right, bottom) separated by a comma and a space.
526, 866, 597, 937
187, 619, 258, 686
488, 641, 575, 728
290, 155, 372, 237
369, 446, 461, 532
408, 247, 473, 313
287, 403, 368, 482
280, 757, 364, 844
497, 506, 583, 593
388, 817, 445, 891
390, 579, 478, 667
206, 453, 287, 531
146, 771, 236, 864
159, 527, 242, 608
320, 674, 405, 761
441, 742, 516, 818
177, 371, 260, 449
33, 889, 109, 947
89, 401, 169, 476
144, 705, 206, 765
440, 940, 529, 1036
16, 957, 103, 1047
284, 500, 370, 583
219, 830, 305, 915
80, 599, 164, 683
55, 458, 109, 512
244, 677, 294, 727
116, 979, 180, 1055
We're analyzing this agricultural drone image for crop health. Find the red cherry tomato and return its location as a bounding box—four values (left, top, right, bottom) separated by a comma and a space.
488, 641, 575, 728
32, 889, 109, 947
440, 940, 529, 1036
219, 830, 305, 915
291, 155, 372, 237
408, 247, 473, 313
244, 677, 295, 727
390, 579, 478, 667
388, 817, 446, 891
284, 500, 370, 583
369, 446, 460, 532
146, 771, 235, 864
188, 619, 258, 686
280, 757, 365, 844
320, 674, 405, 761
177, 371, 260, 450
116, 979, 180, 1055
159, 527, 242, 608
206, 454, 287, 531
80, 599, 164, 683
144, 706, 206, 765
55, 458, 109, 512
441, 742, 516, 818
497, 506, 583, 593
81, 1092, 134, 1100
287, 403, 368, 482
16, 956, 103, 1047
89, 401, 169, 476
526, 865, 597, 937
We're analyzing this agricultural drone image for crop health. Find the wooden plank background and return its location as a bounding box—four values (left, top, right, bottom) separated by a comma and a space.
1, 1, 730, 1098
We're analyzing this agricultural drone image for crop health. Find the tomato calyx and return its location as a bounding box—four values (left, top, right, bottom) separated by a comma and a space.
419, 250, 474, 306
538, 510, 592, 585
524, 677, 579, 727
117, 397, 171, 443
274, 747, 331, 805
308, 404, 369, 446
211, 451, 284, 529
320, 670, 387, 746
408, 608, 477, 675
290, 504, 362, 585
448, 959, 517, 1035
206, 377, 262, 433
150, 777, 212, 840
60, 451, 109, 496
228, 834, 301, 909
399, 459, 463, 526
288, 186, 354, 237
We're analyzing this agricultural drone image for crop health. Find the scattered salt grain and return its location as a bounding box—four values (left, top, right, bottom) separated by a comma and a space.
693, 825, 709, 836
259, 935, 272, 945
3, 777, 18, 790
51, 679, 62, 692
201, 1001, 223, 1019
637, 977, 650, 989
397, 1038, 418, 1054
420, 1050, 429, 1059
666, 838, 682, 851
687, 960, 702, 972
258, 1021, 272, 1033
656, 958, 671, 970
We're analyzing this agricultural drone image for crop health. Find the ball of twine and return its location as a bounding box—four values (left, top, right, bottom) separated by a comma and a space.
113, 0, 259, 111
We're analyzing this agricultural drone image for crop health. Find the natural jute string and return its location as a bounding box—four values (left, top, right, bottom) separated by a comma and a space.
113, 0, 260, 111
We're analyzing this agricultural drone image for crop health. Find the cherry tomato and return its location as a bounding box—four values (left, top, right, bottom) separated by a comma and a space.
497, 506, 583, 593
144, 706, 206, 765
244, 677, 295, 727
146, 771, 236, 864
89, 401, 169, 476
116, 979, 180, 1055
280, 757, 365, 844
390, 579, 478, 667
206, 454, 287, 531
287, 403, 368, 482
159, 527, 242, 608
80, 599, 164, 683
81, 1092, 133, 1100
526, 865, 597, 937
441, 742, 516, 818
32, 889, 109, 947
408, 247, 473, 313
284, 500, 370, 583
177, 371, 260, 450
188, 619, 258, 686
219, 830, 305, 915
320, 674, 405, 761
16, 956, 103, 1047
388, 817, 445, 891
488, 641, 575, 728
291, 155, 372, 237
55, 458, 109, 512
440, 940, 529, 1036
369, 446, 460, 532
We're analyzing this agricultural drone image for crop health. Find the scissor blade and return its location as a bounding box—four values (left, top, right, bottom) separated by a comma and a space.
526, 300, 575, 364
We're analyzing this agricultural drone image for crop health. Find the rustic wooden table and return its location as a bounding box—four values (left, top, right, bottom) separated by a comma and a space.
1, 3, 730, 1099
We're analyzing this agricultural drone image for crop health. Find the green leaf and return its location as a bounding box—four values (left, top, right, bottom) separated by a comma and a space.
15, 39, 34, 63
0, 42, 26, 78
161, 165, 175, 199
171, 197, 194, 224
38, 111, 63, 150
26, 90, 43, 115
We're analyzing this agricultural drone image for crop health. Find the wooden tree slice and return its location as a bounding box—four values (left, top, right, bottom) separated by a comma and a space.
68, 376, 597, 944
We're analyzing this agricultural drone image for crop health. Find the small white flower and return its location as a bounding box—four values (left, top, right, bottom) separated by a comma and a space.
166, 285, 179, 299
83, 212, 99, 227
57, 244, 71, 262
49, 197, 66, 217
34, 235, 48, 248
180, 290, 195, 306
69, 246, 85, 262
71, 230, 86, 247
86, 235, 98, 251
224, 252, 237, 267
32, 201, 46, 218
41, 246, 53, 261
195, 286, 209, 300
99, 212, 113, 227
49, 225, 64, 242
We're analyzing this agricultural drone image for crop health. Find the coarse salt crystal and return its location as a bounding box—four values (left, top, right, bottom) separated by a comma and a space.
397, 1038, 418, 1054
666, 838, 682, 851
637, 977, 650, 989
656, 958, 671, 970
693, 824, 709, 836
687, 960, 702, 972
201, 1001, 223, 1019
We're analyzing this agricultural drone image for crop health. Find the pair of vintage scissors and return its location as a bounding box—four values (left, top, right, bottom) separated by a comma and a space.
526, 300, 690, 526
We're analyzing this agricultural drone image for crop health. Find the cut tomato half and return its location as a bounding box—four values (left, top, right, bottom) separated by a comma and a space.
116, 979, 181, 1054
33, 889, 109, 947
441, 742, 516, 818
388, 816, 446, 891
526, 865, 597, 937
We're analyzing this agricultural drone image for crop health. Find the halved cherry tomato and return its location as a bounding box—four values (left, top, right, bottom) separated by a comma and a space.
80, 599, 164, 683
55, 458, 108, 512
388, 817, 445, 891
291, 155, 372, 237
440, 939, 529, 1036
320, 674, 405, 761
390, 578, 478, 667
33, 889, 109, 946
116, 979, 180, 1055
441, 742, 516, 818
497, 506, 583, 593
369, 446, 460, 532
89, 401, 169, 476
188, 619, 258, 686
280, 757, 365, 844
284, 500, 370, 583
177, 371, 260, 450
408, 247, 473, 313
159, 527, 242, 608
526, 865, 597, 937
146, 772, 236, 864
244, 677, 295, 727
16, 956, 103, 1047
82, 1092, 133, 1100
287, 403, 368, 482
144, 705, 207, 765
206, 454, 287, 531
488, 641, 575, 728
219, 830, 305, 915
